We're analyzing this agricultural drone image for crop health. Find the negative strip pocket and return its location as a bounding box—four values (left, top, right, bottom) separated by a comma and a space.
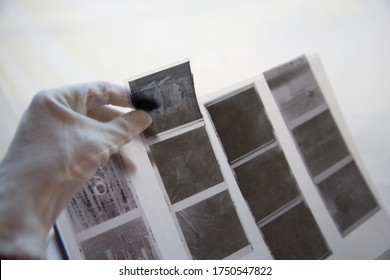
233, 144, 300, 223
260, 202, 331, 260
176, 190, 249, 260
206, 86, 274, 163
149, 126, 224, 204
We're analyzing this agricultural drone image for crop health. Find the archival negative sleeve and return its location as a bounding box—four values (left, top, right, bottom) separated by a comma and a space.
129, 62, 202, 138
129, 61, 249, 260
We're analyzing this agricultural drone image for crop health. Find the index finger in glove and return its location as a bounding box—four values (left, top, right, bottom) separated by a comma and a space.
68, 81, 159, 113
87, 106, 123, 122
105, 110, 152, 148
61, 81, 134, 113
33, 81, 134, 115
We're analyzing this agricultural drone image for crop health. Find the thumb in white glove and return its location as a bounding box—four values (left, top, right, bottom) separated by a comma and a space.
0, 81, 152, 259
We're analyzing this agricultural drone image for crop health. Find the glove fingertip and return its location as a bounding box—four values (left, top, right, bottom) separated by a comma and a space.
120, 110, 152, 135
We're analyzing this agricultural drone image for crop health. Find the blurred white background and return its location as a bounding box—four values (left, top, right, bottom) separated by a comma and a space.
1, 0, 389, 258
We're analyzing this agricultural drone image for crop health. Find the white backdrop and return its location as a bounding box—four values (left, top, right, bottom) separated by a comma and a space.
1, 0, 389, 258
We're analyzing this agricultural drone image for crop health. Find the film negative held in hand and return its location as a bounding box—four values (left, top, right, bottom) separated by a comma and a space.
56, 57, 390, 260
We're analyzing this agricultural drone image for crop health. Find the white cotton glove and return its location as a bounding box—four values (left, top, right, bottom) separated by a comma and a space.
0, 81, 152, 259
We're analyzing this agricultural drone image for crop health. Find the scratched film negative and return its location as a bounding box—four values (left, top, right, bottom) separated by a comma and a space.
206, 86, 274, 163
67, 154, 137, 233
206, 85, 330, 259
176, 190, 249, 260
129, 61, 202, 138
65, 154, 160, 259
292, 110, 349, 177
317, 162, 379, 233
79, 217, 159, 260
149, 126, 224, 204
264, 55, 379, 235
260, 202, 331, 260
233, 144, 300, 222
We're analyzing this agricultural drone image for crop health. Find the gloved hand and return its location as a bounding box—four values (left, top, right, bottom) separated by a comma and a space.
0, 81, 152, 259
